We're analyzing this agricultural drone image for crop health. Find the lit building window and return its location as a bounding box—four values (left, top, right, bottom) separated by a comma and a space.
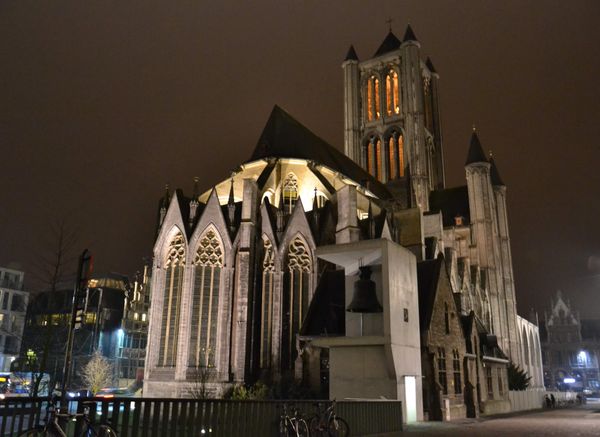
260, 237, 275, 368
189, 228, 223, 368
158, 231, 185, 367
366, 76, 381, 121
376, 138, 382, 181
282, 173, 298, 214
374, 78, 380, 119
387, 132, 404, 179
142, 313, 147, 322
385, 70, 400, 115
282, 236, 312, 370
438, 347, 447, 395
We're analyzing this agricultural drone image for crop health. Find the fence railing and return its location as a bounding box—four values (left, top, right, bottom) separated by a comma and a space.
0, 397, 402, 436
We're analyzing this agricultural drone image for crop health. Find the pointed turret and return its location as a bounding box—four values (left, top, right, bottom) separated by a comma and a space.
465, 130, 488, 165
489, 156, 505, 186
403, 24, 418, 42
374, 31, 402, 57
159, 184, 171, 226
189, 177, 200, 227
312, 187, 319, 231
277, 188, 286, 241
227, 177, 236, 234
344, 45, 359, 61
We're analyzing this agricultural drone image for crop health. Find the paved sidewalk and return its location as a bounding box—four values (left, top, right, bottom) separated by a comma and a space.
402, 404, 600, 436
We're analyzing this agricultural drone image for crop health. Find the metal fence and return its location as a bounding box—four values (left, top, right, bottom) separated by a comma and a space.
0, 397, 402, 436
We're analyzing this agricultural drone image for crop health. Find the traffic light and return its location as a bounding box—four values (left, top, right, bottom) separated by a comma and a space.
74, 308, 85, 330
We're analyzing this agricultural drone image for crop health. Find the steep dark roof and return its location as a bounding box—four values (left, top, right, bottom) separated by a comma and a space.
489, 157, 505, 186
429, 185, 471, 227
425, 57, 436, 73
465, 131, 488, 165
248, 105, 392, 199
417, 256, 443, 331
403, 25, 418, 42
374, 31, 402, 57
344, 45, 359, 61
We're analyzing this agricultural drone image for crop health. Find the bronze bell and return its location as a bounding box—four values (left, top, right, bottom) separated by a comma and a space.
346, 266, 383, 313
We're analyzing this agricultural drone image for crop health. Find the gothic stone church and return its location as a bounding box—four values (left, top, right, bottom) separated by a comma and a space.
144, 26, 541, 418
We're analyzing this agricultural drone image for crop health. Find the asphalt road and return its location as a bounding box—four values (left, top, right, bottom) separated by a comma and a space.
402, 403, 600, 436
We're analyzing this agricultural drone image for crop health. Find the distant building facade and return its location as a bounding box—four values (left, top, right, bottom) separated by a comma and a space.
117, 265, 151, 387
17, 274, 128, 387
541, 291, 600, 394
0, 267, 28, 371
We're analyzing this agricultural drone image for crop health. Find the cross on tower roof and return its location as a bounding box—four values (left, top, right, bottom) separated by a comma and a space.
386, 18, 393, 31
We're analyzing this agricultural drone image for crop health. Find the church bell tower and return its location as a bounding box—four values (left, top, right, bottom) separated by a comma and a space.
343, 25, 445, 210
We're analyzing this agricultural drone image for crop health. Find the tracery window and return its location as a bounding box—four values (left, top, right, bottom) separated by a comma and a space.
282, 236, 312, 370
453, 350, 462, 394
158, 232, 185, 367
387, 132, 404, 179
282, 173, 298, 214
438, 347, 448, 395
188, 228, 223, 368
260, 237, 275, 368
385, 70, 400, 116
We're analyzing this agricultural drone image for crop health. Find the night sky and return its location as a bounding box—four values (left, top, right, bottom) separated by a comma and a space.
1, 1, 599, 318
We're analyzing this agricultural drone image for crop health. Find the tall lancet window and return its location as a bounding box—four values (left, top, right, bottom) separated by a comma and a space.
366, 137, 383, 181
158, 231, 185, 367
385, 70, 400, 115
282, 173, 298, 214
282, 236, 312, 370
260, 237, 275, 368
387, 132, 404, 179
366, 76, 380, 121
189, 228, 223, 368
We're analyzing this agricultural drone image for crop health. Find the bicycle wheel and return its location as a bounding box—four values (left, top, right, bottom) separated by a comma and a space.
309, 416, 325, 436
327, 417, 349, 437
85, 424, 119, 437
297, 419, 310, 437
17, 429, 48, 437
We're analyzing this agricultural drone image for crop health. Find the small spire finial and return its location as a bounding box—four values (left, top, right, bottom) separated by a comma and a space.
386, 17, 393, 32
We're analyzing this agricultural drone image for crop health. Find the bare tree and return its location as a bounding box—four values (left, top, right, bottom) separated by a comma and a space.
30, 218, 79, 292
188, 366, 212, 399
80, 351, 113, 395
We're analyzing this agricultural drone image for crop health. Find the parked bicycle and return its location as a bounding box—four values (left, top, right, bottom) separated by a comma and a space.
18, 396, 118, 437
308, 400, 349, 437
279, 403, 309, 437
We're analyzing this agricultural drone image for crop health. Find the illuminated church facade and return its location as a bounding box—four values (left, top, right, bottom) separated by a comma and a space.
144, 25, 542, 417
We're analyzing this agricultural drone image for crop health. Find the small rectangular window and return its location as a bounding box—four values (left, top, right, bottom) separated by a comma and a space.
486, 367, 494, 399
403, 308, 409, 322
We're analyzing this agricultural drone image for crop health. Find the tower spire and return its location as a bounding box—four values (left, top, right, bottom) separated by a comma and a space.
227, 175, 236, 234
189, 177, 200, 227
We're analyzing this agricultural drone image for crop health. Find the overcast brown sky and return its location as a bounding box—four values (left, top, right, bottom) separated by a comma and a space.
1, 0, 599, 317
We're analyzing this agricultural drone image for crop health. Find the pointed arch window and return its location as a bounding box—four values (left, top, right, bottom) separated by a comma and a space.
385, 70, 400, 116
260, 237, 275, 368
158, 231, 185, 367
366, 136, 383, 181
282, 236, 312, 370
189, 228, 223, 368
282, 173, 298, 214
366, 76, 381, 121
387, 131, 404, 180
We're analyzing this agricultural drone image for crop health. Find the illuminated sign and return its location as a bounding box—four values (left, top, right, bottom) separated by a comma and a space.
563, 378, 576, 384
